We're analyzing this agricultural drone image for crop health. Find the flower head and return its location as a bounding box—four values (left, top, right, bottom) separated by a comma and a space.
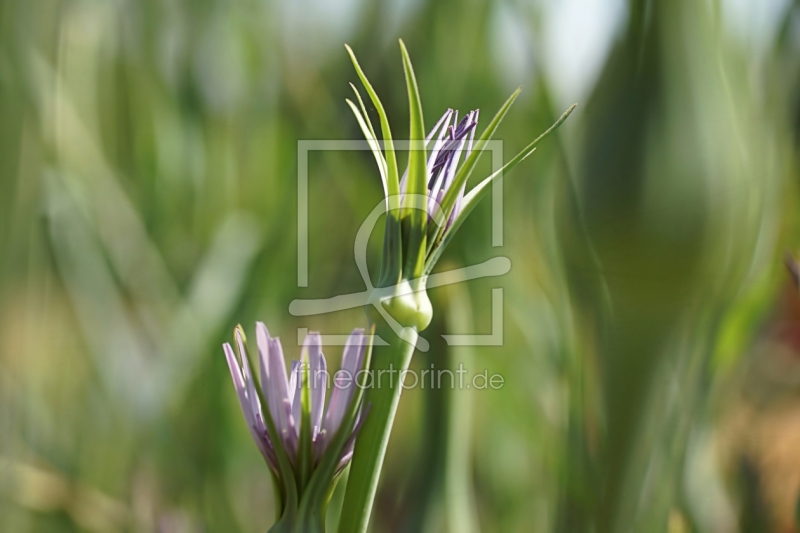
400, 108, 479, 234
344, 40, 575, 334
223, 323, 372, 530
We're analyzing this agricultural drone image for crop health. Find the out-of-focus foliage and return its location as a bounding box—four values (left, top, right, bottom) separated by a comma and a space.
0, 0, 799, 531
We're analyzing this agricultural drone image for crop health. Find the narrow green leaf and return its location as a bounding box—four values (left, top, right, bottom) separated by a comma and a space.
345, 44, 400, 210
346, 99, 388, 199
399, 39, 427, 278
426, 104, 577, 273
428, 87, 522, 255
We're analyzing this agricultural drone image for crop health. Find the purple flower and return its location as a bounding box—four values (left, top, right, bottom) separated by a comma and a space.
346, 41, 574, 288
400, 109, 480, 233
223, 323, 368, 474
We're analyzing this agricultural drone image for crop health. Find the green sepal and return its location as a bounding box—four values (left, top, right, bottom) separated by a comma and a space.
399, 39, 428, 279
346, 44, 405, 288
296, 344, 314, 496
378, 211, 404, 289
345, 98, 387, 197
349, 84, 379, 149
345, 45, 401, 210
234, 325, 299, 532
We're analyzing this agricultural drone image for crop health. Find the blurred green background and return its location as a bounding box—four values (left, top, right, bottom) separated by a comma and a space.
2, 0, 800, 531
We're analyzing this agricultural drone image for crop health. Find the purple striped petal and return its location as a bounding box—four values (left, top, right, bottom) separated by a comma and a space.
400, 109, 454, 194
465, 110, 478, 158
427, 113, 456, 197
426, 109, 453, 145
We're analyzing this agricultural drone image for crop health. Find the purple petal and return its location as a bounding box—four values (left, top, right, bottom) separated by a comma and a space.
465, 110, 479, 158
321, 329, 366, 447
426, 109, 453, 145
427, 114, 455, 195
304, 333, 328, 439
289, 360, 302, 436
449, 183, 467, 229
428, 180, 447, 225
335, 404, 371, 474
224, 342, 246, 393
401, 109, 454, 195
257, 322, 297, 457
224, 342, 254, 432
236, 330, 265, 435
440, 136, 467, 192
427, 109, 478, 220
224, 341, 276, 471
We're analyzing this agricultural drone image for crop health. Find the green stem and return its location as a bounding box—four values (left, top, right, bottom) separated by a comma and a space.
337, 321, 418, 533
402, 282, 479, 533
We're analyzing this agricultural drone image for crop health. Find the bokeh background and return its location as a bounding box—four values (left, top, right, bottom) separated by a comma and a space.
1, 0, 800, 531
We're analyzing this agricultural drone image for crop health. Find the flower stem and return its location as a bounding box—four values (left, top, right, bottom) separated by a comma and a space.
337, 321, 418, 533
400, 281, 479, 533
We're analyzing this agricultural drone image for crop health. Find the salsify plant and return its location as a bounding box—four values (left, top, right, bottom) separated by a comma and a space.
223, 323, 373, 532
223, 40, 573, 533
338, 41, 575, 533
